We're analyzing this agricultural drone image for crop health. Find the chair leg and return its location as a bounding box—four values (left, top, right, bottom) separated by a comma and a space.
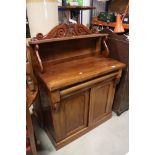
26, 108, 37, 155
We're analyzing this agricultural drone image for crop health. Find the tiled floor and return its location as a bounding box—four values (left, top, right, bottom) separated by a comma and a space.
34, 111, 129, 155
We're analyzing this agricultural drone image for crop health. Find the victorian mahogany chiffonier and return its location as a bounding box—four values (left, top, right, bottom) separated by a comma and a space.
29, 24, 125, 150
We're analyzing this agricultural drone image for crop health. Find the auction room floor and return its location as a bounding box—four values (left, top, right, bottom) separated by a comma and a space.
35, 111, 129, 155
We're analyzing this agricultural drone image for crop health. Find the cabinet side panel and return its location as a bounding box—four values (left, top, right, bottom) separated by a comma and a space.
37, 80, 56, 139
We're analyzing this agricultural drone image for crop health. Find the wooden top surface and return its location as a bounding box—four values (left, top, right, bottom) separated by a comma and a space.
37, 56, 125, 91
29, 34, 108, 45
58, 6, 96, 10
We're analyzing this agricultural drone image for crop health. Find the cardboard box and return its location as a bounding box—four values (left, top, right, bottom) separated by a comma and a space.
67, 0, 83, 6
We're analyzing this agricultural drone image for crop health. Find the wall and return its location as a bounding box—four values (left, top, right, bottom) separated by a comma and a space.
82, 0, 91, 26
27, 0, 58, 37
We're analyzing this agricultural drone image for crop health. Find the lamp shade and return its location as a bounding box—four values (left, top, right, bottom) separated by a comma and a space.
114, 14, 124, 33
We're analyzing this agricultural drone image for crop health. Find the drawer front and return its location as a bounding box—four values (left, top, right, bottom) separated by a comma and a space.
52, 90, 89, 142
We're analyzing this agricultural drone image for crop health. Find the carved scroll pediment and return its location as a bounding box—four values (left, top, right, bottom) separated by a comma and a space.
35, 23, 99, 40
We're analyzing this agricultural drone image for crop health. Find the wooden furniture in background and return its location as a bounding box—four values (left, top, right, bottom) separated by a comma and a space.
92, 20, 129, 29
59, 6, 96, 11
102, 29, 129, 115
29, 23, 125, 150
108, 0, 129, 14
58, 6, 96, 24
26, 88, 38, 155
92, 16, 129, 29
91, 0, 129, 30
26, 46, 38, 155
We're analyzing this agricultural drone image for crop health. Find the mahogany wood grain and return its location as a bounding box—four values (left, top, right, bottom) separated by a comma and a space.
102, 28, 129, 115
26, 108, 37, 155
37, 38, 97, 63
37, 56, 125, 91
51, 90, 89, 142
29, 24, 125, 150
29, 34, 108, 44
32, 23, 99, 41
26, 47, 38, 155
60, 72, 118, 96
89, 80, 115, 126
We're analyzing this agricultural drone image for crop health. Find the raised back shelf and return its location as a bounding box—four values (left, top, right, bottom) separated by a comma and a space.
29, 23, 110, 73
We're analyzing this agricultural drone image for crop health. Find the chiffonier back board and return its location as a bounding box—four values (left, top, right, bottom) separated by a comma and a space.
29, 23, 125, 150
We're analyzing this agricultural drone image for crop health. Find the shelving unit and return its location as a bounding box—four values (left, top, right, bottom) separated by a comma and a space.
90, 0, 129, 30
58, 6, 96, 10
92, 17, 129, 29
58, 6, 96, 24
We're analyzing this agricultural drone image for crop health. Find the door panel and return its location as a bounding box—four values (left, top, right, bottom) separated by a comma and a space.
64, 93, 87, 135
52, 90, 89, 142
92, 84, 109, 120
89, 81, 115, 126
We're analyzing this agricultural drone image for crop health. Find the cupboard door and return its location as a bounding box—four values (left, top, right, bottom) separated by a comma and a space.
89, 80, 115, 126
52, 90, 89, 142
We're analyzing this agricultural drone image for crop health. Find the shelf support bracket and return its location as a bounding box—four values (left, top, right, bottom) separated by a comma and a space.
102, 36, 110, 57
35, 44, 44, 73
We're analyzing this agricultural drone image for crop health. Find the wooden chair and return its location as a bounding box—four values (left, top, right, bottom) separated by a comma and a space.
26, 46, 38, 155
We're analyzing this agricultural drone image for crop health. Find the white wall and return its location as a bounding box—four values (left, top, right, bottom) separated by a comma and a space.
27, 0, 58, 37
82, 0, 91, 26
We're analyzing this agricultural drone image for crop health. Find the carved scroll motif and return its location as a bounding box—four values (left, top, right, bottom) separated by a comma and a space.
35, 23, 99, 40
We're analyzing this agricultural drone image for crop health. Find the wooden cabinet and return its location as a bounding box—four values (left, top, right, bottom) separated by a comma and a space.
102, 29, 129, 115
29, 23, 125, 150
